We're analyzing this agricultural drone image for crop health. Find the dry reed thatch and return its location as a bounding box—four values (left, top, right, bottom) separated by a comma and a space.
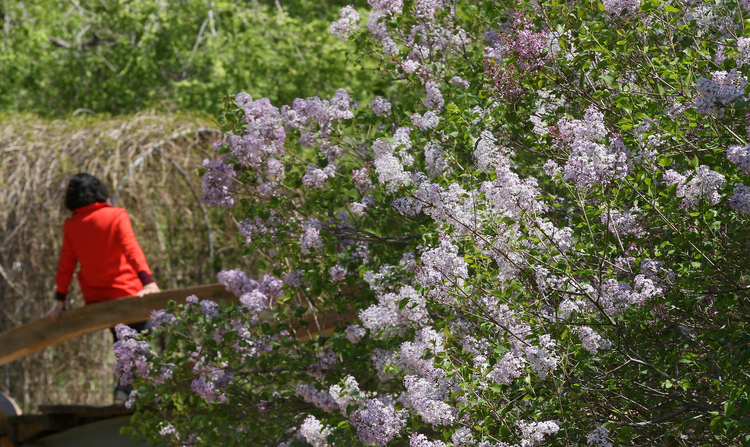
0, 111, 253, 412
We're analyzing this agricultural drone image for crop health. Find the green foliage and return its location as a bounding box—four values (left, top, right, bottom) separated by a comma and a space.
0, 0, 387, 115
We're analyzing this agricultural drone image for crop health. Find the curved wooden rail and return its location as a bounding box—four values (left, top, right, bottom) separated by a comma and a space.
0, 284, 236, 367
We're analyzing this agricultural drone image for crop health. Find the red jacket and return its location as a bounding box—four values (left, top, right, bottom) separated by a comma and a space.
55, 202, 154, 305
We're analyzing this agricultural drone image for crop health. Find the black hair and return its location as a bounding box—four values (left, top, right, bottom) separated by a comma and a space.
64, 173, 110, 211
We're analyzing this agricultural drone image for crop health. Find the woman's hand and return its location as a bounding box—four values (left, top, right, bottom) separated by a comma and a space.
137, 282, 161, 297
48, 301, 66, 323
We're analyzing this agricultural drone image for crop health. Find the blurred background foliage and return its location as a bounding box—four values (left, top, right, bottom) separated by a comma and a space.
0, 0, 386, 116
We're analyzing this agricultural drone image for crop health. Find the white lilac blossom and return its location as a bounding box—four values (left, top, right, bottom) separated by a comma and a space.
451, 427, 476, 446
159, 423, 176, 437
694, 70, 747, 118
727, 144, 750, 174
359, 285, 426, 335
424, 143, 449, 177
529, 89, 566, 135
352, 167, 375, 193
600, 207, 647, 238
575, 326, 611, 354
349, 399, 407, 446
403, 375, 456, 426
410, 110, 440, 130
596, 275, 662, 315
587, 426, 613, 447
299, 415, 334, 447
663, 165, 725, 209
410, 433, 447, 447
368, 9, 399, 56
217, 270, 283, 315
330, 6, 360, 42
371, 348, 398, 381
281, 90, 354, 148
345, 324, 367, 343
425, 81, 444, 111
300, 226, 322, 254
738, 37, 750, 65
523, 334, 559, 379
486, 350, 526, 385
516, 420, 560, 446
416, 238, 469, 303
402, 59, 421, 74
329, 375, 362, 415
558, 106, 628, 189
730, 183, 750, 214
473, 130, 511, 173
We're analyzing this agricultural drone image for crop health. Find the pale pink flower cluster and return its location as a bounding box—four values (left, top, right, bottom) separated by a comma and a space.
299, 415, 334, 447
726, 144, 750, 174
359, 285, 426, 335
730, 183, 750, 215
372, 136, 412, 192
451, 427, 476, 446
330, 5, 360, 42
575, 326, 611, 354
522, 334, 559, 380
558, 106, 628, 189
596, 275, 662, 315
371, 97, 392, 116
368, 9, 399, 56
482, 163, 547, 220
663, 165, 725, 209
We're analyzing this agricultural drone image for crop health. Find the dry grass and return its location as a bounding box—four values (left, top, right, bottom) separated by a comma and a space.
0, 111, 253, 412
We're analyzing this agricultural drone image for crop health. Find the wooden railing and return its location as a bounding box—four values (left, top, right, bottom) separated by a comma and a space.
0, 284, 347, 367
0, 284, 234, 367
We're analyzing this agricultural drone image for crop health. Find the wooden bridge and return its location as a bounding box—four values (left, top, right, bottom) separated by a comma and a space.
0, 285, 339, 446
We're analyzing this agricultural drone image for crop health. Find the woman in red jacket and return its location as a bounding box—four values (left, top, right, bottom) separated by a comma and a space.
50, 174, 160, 399
50, 173, 160, 320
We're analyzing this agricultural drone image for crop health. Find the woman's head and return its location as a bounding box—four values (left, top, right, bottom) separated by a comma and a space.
65, 174, 110, 211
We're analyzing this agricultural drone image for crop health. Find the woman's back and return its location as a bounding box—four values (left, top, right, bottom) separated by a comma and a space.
57, 202, 151, 304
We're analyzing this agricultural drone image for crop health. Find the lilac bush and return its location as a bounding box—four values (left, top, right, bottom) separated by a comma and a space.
120, 0, 750, 445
